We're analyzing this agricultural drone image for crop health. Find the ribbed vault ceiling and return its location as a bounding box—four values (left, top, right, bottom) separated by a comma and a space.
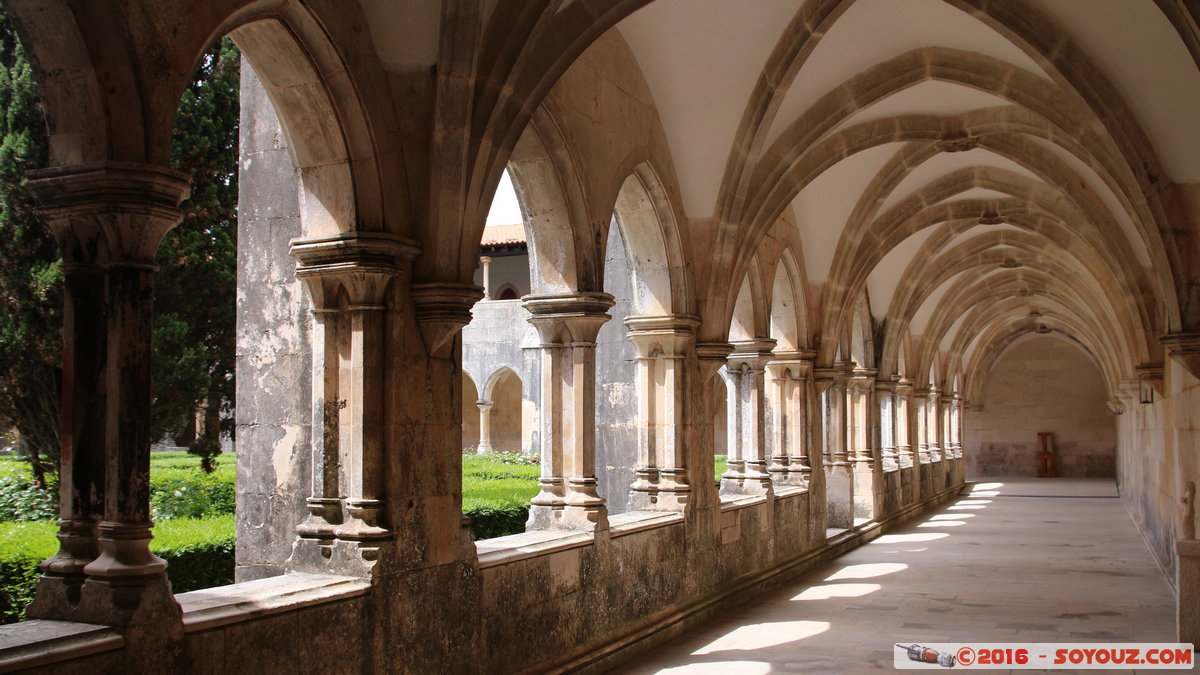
613, 0, 1200, 403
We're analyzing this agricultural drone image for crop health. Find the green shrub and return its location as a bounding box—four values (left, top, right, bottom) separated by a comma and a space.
0, 475, 56, 522
0, 521, 54, 623
461, 454, 538, 540
0, 516, 234, 624
463, 501, 530, 540
151, 475, 235, 520
715, 455, 728, 483
151, 515, 235, 593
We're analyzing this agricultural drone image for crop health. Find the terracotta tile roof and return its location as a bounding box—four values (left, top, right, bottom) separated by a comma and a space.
481, 222, 526, 246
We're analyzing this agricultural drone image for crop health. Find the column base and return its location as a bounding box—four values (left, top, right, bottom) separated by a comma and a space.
26, 572, 181, 627
296, 498, 341, 539
82, 521, 166, 578
288, 537, 386, 576
628, 488, 690, 511
40, 518, 98, 576
334, 500, 392, 542
526, 503, 609, 532
720, 472, 773, 497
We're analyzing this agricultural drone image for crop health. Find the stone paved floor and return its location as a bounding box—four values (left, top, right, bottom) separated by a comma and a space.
609, 479, 1178, 674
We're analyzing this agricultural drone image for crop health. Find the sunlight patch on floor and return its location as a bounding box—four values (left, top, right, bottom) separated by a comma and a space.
657, 661, 773, 674
691, 621, 830, 655
792, 583, 881, 601
872, 532, 949, 544
826, 562, 908, 580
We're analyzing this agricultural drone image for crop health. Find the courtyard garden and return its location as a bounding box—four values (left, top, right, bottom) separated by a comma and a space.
1, 450, 728, 623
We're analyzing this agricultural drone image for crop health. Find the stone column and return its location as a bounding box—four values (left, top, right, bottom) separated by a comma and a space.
625, 315, 700, 511
895, 378, 914, 469
696, 342, 735, 514
793, 350, 817, 485
290, 232, 421, 568
294, 294, 340, 542
849, 368, 878, 523
765, 349, 815, 487
25, 163, 189, 638
720, 339, 777, 497
927, 384, 942, 462
949, 393, 963, 459
476, 400, 495, 454
848, 368, 876, 468
818, 363, 854, 528
915, 390, 931, 464
480, 255, 492, 299
877, 381, 898, 472
765, 360, 791, 484
523, 292, 614, 531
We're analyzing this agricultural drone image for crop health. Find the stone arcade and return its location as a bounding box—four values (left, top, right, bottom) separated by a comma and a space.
2, 1, 1200, 672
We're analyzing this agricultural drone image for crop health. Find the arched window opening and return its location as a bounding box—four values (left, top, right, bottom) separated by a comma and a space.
462, 373, 481, 451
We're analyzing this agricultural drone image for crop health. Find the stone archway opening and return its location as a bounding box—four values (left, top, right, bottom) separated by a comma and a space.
965, 333, 1116, 479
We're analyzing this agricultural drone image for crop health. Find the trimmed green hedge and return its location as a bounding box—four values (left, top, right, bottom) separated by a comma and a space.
0, 515, 234, 624
462, 454, 538, 540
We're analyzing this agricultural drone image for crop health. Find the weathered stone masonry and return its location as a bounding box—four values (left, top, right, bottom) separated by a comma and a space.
4, 1, 1200, 673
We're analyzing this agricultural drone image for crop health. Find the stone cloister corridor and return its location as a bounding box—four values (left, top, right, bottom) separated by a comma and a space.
3, 0, 1200, 672
612, 479, 1177, 673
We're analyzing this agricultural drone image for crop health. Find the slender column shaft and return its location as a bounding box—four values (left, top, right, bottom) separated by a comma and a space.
849, 370, 876, 467
927, 386, 942, 462
625, 315, 699, 511
480, 256, 492, 299
524, 293, 613, 531
916, 392, 930, 464
790, 352, 816, 482
297, 307, 341, 538
765, 350, 816, 487
765, 362, 791, 482
720, 339, 776, 497
476, 400, 494, 454
83, 265, 166, 577
878, 383, 898, 471
895, 380, 914, 468
41, 264, 106, 577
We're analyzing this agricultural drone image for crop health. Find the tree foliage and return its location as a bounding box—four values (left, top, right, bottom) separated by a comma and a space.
154, 37, 240, 472
0, 11, 240, 476
0, 9, 58, 484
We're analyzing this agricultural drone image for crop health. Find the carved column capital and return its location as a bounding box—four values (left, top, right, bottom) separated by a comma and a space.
291, 232, 420, 307
696, 342, 735, 382
728, 338, 777, 371
624, 314, 700, 357
28, 161, 190, 266
410, 282, 486, 356
523, 292, 615, 344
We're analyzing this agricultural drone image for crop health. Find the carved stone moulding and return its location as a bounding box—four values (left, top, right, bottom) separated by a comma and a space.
695, 342, 735, 382
27, 161, 191, 265
410, 282, 486, 356
1161, 333, 1200, 382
